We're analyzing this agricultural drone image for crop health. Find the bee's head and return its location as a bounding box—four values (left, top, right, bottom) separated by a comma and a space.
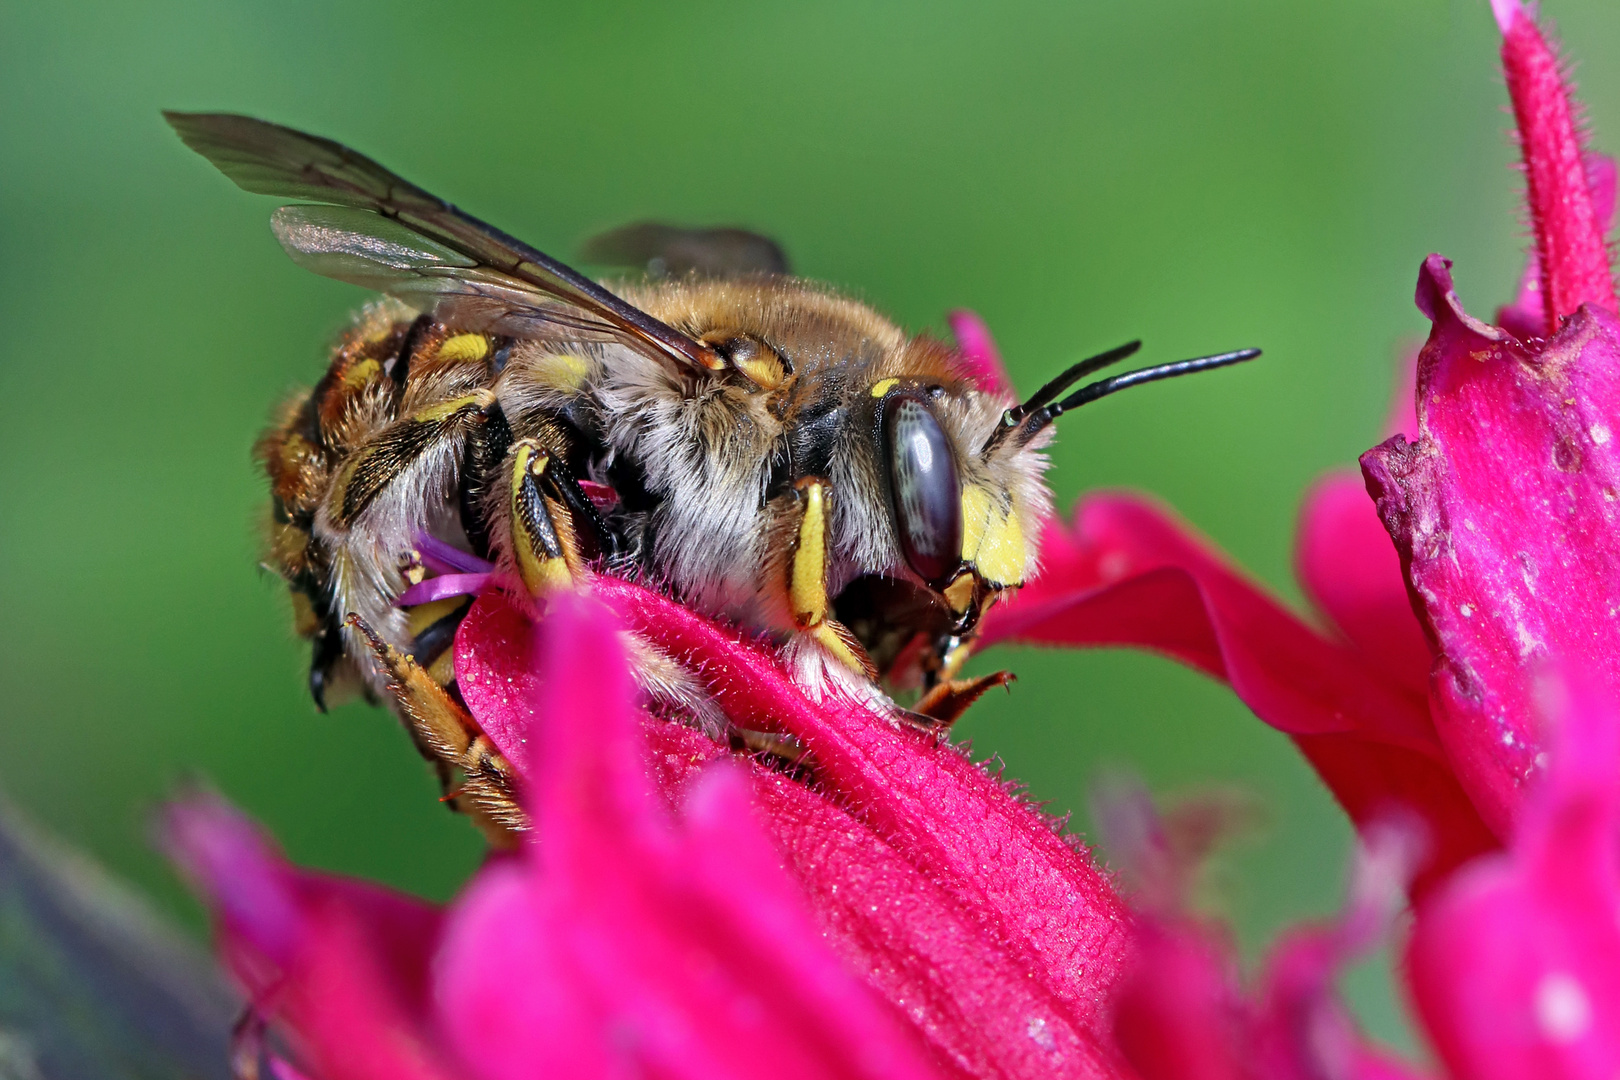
841, 339, 1260, 689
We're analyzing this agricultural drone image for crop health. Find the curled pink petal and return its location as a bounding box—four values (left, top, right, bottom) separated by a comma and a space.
1107, 808, 1431, 1080
983, 493, 1495, 894
1496, 1, 1616, 329
163, 796, 453, 1080
1407, 676, 1620, 1078
394, 573, 491, 607
1111, 919, 1246, 1080
948, 309, 1015, 395
1362, 255, 1620, 836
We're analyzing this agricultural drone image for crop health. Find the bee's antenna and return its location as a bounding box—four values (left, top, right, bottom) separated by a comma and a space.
985, 347, 1261, 451
1004, 340, 1142, 428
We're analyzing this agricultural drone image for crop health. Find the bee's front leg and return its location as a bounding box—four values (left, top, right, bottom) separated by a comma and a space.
783, 477, 876, 680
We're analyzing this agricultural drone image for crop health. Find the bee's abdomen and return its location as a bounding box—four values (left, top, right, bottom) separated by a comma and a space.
256, 301, 508, 707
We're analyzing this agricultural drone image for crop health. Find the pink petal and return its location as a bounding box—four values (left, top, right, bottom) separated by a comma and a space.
454, 585, 1135, 1075
1296, 473, 1432, 699
1109, 813, 1432, 1080
394, 573, 491, 607
979, 494, 1495, 893
1362, 255, 1620, 836
578, 478, 620, 510
1495, 1, 1616, 330
1249, 822, 1429, 1080
1407, 676, 1620, 1078
948, 309, 1015, 395
163, 796, 454, 1080
1111, 920, 1247, 1080
596, 580, 1134, 1048
438, 594, 946, 1080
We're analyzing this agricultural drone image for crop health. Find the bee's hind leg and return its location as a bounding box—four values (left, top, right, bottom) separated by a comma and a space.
346, 615, 525, 841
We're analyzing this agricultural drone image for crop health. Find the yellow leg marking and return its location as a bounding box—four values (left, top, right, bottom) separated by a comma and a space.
405, 596, 470, 639
509, 440, 579, 597
789, 478, 831, 628
787, 479, 875, 678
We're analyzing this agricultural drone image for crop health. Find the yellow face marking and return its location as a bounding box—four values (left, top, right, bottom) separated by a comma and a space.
789, 480, 830, 628
870, 378, 900, 398
959, 484, 1026, 588
437, 333, 491, 363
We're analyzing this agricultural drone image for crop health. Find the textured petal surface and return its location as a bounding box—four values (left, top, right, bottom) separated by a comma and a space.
1407, 677, 1620, 1078
1362, 256, 1620, 836
454, 585, 1135, 1078
980, 494, 1494, 891
439, 595, 946, 1080
1493, 0, 1616, 329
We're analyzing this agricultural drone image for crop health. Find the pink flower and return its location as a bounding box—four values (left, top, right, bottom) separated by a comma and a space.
455, 584, 1133, 1078
1407, 675, 1620, 1078
170, 589, 1136, 1080
1103, 794, 1430, 1080
165, 3, 1620, 1076
170, 596, 953, 1079
1360, 0, 1620, 837
986, 0, 1620, 884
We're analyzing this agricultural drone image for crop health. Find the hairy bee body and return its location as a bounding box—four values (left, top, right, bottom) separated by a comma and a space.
174, 111, 1253, 834
261, 277, 1049, 718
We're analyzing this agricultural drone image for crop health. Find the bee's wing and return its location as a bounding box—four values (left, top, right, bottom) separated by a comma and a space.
165, 111, 724, 370
581, 222, 791, 277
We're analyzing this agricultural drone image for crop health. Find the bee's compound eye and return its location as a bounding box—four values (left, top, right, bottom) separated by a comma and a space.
883, 394, 962, 585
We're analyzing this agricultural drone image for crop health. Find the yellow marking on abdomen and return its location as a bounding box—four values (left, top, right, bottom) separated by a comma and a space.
437, 334, 491, 363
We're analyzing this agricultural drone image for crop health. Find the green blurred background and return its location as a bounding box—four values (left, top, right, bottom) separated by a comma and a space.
3, 0, 1616, 1054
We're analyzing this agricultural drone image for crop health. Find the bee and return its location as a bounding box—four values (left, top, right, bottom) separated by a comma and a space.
168, 112, 1257, 831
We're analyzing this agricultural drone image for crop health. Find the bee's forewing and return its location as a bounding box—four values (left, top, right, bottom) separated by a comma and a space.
166, 111, 723, 369
270, 205, 625, 342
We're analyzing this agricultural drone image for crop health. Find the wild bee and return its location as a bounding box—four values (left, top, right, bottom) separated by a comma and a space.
168, 112, 1256, 828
